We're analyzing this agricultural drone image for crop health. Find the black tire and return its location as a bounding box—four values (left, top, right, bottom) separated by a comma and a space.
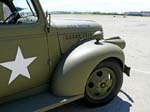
82, 59, 123, 107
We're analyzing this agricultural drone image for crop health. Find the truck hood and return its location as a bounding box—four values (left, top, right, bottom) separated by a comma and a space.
51, 19, 102, 29
50, 19, 103, 54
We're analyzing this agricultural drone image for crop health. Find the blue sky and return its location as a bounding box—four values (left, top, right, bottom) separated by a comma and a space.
14, 0, 150, 13
38, 0, 150, 13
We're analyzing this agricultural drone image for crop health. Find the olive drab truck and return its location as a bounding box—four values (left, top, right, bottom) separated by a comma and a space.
0, 0, 130, 112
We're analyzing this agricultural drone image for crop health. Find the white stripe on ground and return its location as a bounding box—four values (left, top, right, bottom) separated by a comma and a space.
132, 69, 150, 74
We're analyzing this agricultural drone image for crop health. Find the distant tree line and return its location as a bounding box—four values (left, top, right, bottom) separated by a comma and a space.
91, 12, 123, 15
49, 11, 123, 15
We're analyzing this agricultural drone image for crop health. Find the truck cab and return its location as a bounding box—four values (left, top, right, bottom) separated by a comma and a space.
0, 0, 130, 111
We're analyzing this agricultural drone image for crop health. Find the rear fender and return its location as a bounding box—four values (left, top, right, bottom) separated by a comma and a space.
51, 40, 125, 96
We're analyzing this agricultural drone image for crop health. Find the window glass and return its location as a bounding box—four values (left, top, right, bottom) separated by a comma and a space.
0, 2, 12, 21
13, 0, 38, 24
3, 3, 12, 19
0, 0, 38, 24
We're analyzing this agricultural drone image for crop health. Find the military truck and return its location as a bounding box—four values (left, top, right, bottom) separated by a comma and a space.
0, 0, 130, 111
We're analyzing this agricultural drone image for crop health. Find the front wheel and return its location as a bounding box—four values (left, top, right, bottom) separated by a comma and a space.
82, 59, 123, 107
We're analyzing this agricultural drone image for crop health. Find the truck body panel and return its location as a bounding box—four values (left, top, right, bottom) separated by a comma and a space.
51, 39, 125, 96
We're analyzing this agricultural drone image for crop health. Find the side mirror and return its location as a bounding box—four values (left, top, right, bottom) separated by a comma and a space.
45, 11, 51, 31
46, 11, 51, 25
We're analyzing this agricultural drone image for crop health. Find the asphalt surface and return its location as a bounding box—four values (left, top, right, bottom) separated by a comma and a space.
49, 15, 150, 112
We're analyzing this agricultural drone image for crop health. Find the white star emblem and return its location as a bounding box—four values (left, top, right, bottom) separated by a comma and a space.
0, 47, 37, 85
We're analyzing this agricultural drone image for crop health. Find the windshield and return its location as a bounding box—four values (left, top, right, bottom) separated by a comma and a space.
13, 0, 37, 17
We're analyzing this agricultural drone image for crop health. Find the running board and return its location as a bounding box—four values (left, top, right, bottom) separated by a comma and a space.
0, 91, 83, 112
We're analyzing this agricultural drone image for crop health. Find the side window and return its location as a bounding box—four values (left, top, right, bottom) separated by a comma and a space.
0, 2, 12, 22
13, 0, 38, 24
0, 0, 38, 25
3, 4, 12, 19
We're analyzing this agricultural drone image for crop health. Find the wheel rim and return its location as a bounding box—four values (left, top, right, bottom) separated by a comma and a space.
86, 68, 117, 100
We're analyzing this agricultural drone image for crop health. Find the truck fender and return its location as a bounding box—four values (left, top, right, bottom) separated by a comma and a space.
51, 40, 125, 96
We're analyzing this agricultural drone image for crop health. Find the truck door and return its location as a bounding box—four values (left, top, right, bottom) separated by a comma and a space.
0, 0, 50, 101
